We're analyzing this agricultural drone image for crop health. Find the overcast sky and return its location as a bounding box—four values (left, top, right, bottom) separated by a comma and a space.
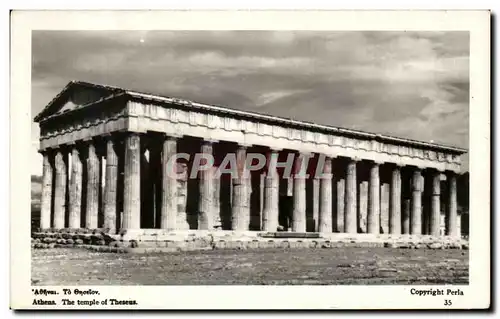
31, 31, 469, 175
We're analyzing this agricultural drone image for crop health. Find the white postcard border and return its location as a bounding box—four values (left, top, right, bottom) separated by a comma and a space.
10, 10, 490, 309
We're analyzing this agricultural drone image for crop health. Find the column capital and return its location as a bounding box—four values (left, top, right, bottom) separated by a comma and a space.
407, 165, 425, 172
160, 133, 183, 140
100, 132, 125, 141
37, 147, 55, 155
426, 167, 445, 173
82, 136, 96, 143
445, 170, 459, 177
322, 154, 338, 160
349, 156, 362, 162
202, 138, 219, 145
296, 152, 314, 160
237, 142, 252, 148
266, 147, 282, 152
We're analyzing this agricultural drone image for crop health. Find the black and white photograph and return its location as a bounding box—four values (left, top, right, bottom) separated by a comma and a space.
10, 10, 490, 309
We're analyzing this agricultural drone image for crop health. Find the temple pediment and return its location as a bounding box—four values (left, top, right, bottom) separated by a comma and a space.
34, 81, 123, 122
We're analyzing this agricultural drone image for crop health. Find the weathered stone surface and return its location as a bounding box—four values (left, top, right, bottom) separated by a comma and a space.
123, 134, 141, 229
68, 146, 83, 229
85, 142, 100, 229
103, 138, 118, 233
161, 136, 178, 230
430, 171, 441, 236
262, 151, 279, 231
31, 229, 467, 252
292, 174, 306, 232
345, 160, 357, 233
446, 173, 458, 236
232, 145, 250, 231
380, 183, 390, 234
336, 177, 345, 232
390, 166, 402, 234
40, 152, 54, 230
368, 163, 380, 234
318, 157, 333, 233
176, 163, 189, 229
53, 150, 67, 229
411, 169, 423, 235
199, 141, 215, 230
358, 181, 368, 233
402, 198, 411, 234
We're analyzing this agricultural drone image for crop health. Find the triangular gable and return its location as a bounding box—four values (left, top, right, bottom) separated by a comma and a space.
34, 81, 124, 122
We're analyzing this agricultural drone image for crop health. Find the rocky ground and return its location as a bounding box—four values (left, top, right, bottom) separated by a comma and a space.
32, 247, 468, 285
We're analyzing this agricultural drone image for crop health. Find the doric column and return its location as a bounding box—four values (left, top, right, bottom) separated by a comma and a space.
68, 145, 83, 229
430, 170, 441, 236
122, 133, 141, 230
318, 156, 333, 233
262, 149, 279, 231
359, 181, 368, 233
402, 199, 411, 234
40, 151, 54, 229
368, 162, 381, 234
53, 149, 67, 229
336, 177, 345, 232
232, 144, 250, 231
446, 172, 458, 236
380, 183, 390, 233
103, 137, 118, 233
345, 159, 357, 233
85, 141, 100, 229
292, 153, 308, 232
312, 177, 320, 231
411, 168, 423, 235
161, 135, 178, 230
389, 165, 402, 234
199, 140, 215, 230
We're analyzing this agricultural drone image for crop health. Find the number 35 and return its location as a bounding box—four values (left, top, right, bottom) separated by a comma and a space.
445, 300, 452, 306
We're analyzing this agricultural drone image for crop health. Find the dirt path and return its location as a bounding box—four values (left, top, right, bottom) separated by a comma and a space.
32, 247, 468, 285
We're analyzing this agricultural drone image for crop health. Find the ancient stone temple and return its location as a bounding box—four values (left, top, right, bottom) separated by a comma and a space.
35, 81, 467, 238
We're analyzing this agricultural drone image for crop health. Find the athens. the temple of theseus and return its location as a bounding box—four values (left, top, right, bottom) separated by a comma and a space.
34, 81, 468, 239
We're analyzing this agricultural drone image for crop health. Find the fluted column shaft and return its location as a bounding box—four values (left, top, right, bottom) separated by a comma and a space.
68, 146, 83, 229
199, 141, 215, 230
318, 156, 333, 232
368, 162, 380, 234
292, 153, 307, 232
390, 166, 402, 234
336, 177, 345, 232
262, 150, 279, 231
122, 134, 141, 229
40, 152, 53, 229
430, 171, 441, 236
85, 142, 100, 229
411, 169, 423, 235
232, 145, 250, 231
161, 136, 178, 230
103, 138, 118, 233
345, 159, 357, 233
53, 150, 67, 229
402, 199, 411, 234
446, 172, 458, 236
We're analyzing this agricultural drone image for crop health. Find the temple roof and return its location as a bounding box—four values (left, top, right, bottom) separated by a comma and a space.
34, 80, 468, 154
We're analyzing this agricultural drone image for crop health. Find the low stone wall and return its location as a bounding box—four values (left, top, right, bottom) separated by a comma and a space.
31, 228, 468, 253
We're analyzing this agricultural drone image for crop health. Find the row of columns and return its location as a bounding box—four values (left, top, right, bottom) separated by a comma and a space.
40, 132, 459, 236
